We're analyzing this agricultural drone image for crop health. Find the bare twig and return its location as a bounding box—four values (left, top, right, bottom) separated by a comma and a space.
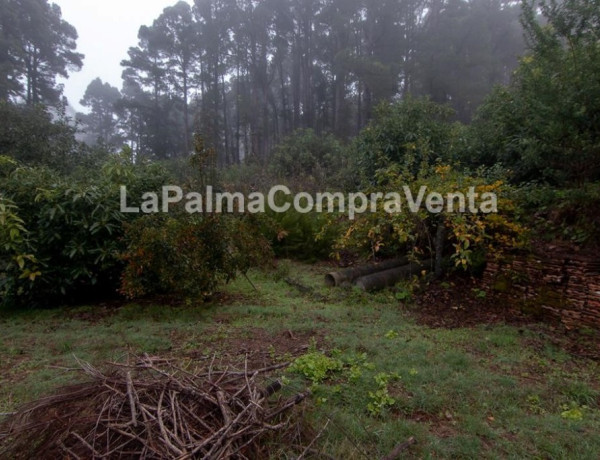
244, 273, 258, 291
125, 371, 138, 428
0, 355, 307, 460
298, 419, 331, 460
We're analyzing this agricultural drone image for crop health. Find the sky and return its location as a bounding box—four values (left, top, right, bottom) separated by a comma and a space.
55, 0, 187, 113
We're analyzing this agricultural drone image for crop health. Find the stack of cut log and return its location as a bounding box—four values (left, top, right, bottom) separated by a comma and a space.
326, 258, 432, 292
483, 253, 600, 330
0, 355, 309, 459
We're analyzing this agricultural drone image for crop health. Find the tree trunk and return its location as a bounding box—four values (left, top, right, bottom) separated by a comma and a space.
434, 218, 447, 279
183, 69, 190, 155
221, 73, 230, 165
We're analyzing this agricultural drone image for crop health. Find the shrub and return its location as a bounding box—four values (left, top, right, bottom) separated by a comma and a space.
259, 192, 342, 262
468, 0, 600, 185
0, 195, 40, 302
0, 102, 81, 173
269, 129, 346, 190
268, 209, 339, 262
0, 156, 171, 307
329, 164, 526, 273
514, 182, 600, 246
120, 214, 272, 299
1, 167, 124, 306
354, 97, 463, 183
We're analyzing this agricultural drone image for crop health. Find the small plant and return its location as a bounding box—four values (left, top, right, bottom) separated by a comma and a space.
526, 394, 545, 415
561, 403, 586, 421
394, 277, 421, 302
288, 351, 344, 384
348, 365, 363, 382
472, 288, 487, 299
395, 289, 412, 301
367, 372, 399, 416
385, 330, 399, 339
346, 352, 371, 382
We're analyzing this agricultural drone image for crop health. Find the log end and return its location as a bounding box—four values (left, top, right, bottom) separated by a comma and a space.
325, 273, 339, 287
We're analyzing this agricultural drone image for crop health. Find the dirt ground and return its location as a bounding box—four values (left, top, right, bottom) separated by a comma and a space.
414, 276, 600, 360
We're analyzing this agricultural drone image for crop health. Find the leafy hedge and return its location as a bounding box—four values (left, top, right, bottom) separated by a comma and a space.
0, 155, 170, 306
1, 154, 273, 307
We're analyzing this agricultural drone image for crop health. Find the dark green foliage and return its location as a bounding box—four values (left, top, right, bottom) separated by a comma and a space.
120, 214, 272, 299
1, 167, 121, 306
515, 182, 600, 245
0, 102, 81, 172
269, 129, 346, 189
0, 154, 19, 177
470, 0, 600, 185
1, 150, 277, 306
266, 205, 340, 263
0, 156, 171, 307
0, 0, 83, 105
0, 194, 37, 305
355, 97, 461, 182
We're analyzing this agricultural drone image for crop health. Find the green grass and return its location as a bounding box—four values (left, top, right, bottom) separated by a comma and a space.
1, 261, 600, 458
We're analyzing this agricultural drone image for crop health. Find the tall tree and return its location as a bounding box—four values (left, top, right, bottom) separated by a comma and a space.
121, 24, 183, 159
0, 0, 22, 100
1, 0, 84, 105
154, 1, 200, 154
115, 0, 527, 162
472, 0, 600, 184
78, 78, 122, 148
414, 0, 523, 121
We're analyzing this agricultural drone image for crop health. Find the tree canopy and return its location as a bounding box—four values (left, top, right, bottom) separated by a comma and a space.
0, 0, 84, 105
471, 0, 600, 185
103, 0, 527, 161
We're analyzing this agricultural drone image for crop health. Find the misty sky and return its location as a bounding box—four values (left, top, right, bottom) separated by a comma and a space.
56, 0, 186, 112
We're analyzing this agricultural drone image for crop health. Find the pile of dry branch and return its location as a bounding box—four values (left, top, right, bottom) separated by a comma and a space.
0, 355, 310, 459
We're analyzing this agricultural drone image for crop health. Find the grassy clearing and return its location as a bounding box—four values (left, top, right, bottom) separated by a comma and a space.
1, 261, 600, 458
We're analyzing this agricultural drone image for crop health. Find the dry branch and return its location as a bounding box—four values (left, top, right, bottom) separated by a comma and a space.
0, 355, 310, 460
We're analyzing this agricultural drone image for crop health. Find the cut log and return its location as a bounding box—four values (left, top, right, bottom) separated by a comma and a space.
355, 260, 432, 292
325, 257, 409, 287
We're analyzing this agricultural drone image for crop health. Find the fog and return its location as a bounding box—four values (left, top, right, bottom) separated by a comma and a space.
55, 0, 186, 111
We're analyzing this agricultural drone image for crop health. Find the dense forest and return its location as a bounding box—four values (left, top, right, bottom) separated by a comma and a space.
3, 0, 525, 162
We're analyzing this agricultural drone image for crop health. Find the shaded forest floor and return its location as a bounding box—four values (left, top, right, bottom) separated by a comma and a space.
2, 261, 600, 458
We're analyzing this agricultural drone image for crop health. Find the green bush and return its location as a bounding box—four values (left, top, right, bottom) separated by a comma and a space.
120, 214, 272, 299
263, 194, 341, 262
354, 97, 463, 183
331, 164, 526, 271
0, 102, 81, 173
0, 156, 171, 307
1, 170, 122, 306
515, 182, 600, 245
468, 0, 600, 185
0, 195, 39, 302
269, 129, 347, 190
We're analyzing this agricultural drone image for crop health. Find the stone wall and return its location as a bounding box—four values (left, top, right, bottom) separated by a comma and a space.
483, 252, 600, 330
